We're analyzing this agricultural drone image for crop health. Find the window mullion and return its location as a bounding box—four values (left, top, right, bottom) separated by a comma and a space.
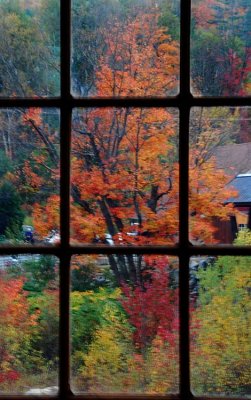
179, 0, 192, 398
179, 105, 191, 400
59, 0, 72, 396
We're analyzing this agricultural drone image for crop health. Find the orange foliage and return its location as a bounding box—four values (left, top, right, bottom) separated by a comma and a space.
0, 274, 37, 377
96, 10, 179, 96
0, 276, 30, 326
22, 160, 45, 190
69, 10, 180, 245
21, 107, 42, 127
70, 10, 235, 246
71, 106, 179, 245
32, 194, 60, 238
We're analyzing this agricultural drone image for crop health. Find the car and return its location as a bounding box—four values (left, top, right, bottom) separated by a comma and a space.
44, 231, 60, 244
104, 233, 114, 245
22, 225, 34, 243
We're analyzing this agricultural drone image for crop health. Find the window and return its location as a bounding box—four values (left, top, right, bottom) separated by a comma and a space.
0, 0, 250, 398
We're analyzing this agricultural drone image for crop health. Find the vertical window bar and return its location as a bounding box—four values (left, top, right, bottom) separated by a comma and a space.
59, 0, 72, 396
179, 0, 192, 398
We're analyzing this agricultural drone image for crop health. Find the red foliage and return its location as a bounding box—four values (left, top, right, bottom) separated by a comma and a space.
193, 0, 217, 29
0, 371, 20, 383
222, 49, 251, 96
120, 257, 178, 349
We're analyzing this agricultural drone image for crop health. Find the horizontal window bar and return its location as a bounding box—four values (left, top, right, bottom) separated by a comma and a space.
0, 95, 251, 109
0, 245, 250, 256
1, 395, 246, 400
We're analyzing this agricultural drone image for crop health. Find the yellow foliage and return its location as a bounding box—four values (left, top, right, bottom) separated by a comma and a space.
191, 248, 251, 395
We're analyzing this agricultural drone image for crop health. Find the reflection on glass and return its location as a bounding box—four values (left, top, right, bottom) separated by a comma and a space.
189, 107, 251, 245
71, 254, 179, 394
0, 108, 60, 245
0, 254, 59, 394
0, 0, 60, 97
190, 254, 251, 396
71, 0, 180, 97
71, 108, 179, 245
191, 0, 251, 96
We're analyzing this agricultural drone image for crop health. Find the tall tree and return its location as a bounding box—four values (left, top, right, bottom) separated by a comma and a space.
26, 9, 236, 282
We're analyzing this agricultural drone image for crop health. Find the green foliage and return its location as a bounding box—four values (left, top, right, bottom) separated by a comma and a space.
159, 9, 179, 40
191, 28, 226, 95
27, 291, 59, 370
0, 150, 24, 240
71, 255, 114, 291
38, 0, 60, 47
5, 221, 23, 241
71, 258, 106, 291
71, 288, 127, 369
75, 303, 134, 392
22, 256, 58, 292
0, 0, 59, 96
0, 150, 13, 178
0, 0, 24, 15
0, 181, 24, 236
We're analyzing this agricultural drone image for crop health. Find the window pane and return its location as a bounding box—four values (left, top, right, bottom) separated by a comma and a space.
71, 254, 179, 394
0, 0, 60, 97
190, 255, 251, 396
71, 108, 179, 245
0, 254, 59, 394
189, 107, 251, 245
191, 0, 251, 96
71, 0, 180, 97
0, 108, 60, 245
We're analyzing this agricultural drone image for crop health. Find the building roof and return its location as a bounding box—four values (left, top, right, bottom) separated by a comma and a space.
214, 142, 251, 175
227, 174, 251, 204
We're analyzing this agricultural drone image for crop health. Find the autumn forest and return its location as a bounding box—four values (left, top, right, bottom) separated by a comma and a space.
0, 0, 250, 395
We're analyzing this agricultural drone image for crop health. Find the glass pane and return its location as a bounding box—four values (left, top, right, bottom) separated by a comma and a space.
191, 0, 251, 96
0, 254, 59, 394
190, 255, 251, 397
71, 254, 179, 394
189, 107, 251, 245
71, 0, 180, 97
0, 0, 60, 97
0, 108, 60, 245
71, 108, 179, 245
